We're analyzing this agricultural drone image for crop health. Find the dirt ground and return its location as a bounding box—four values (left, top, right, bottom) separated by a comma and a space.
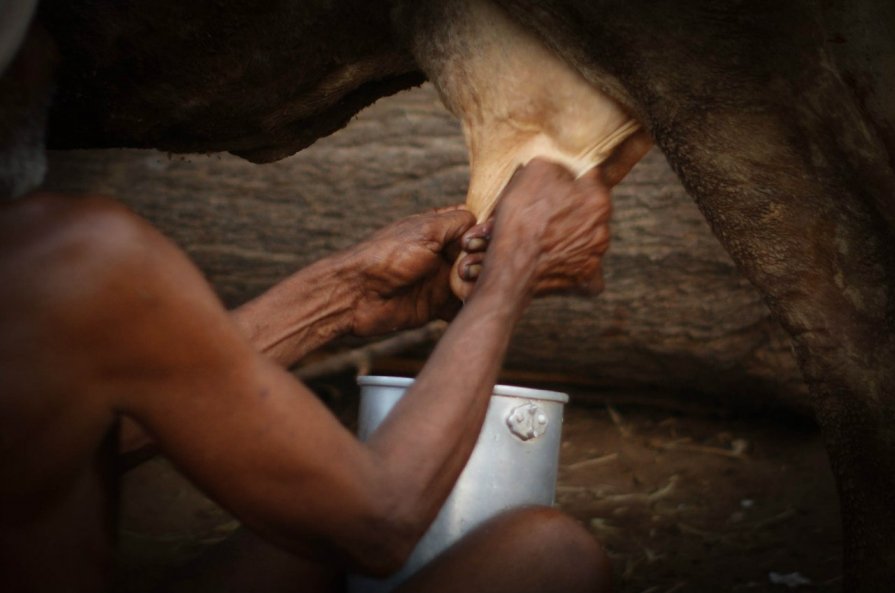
556, 399, 840, 593
118, 374, 841, 593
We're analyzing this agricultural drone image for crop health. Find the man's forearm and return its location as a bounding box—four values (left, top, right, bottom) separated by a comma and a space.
365, 252, 536, 536
231, 252, 358, 366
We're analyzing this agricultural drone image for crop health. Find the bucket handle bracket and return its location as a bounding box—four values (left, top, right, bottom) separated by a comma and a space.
506, 402, 548, 441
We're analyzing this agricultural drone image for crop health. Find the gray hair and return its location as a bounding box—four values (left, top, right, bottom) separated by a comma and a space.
0, 85, 48, 200
0, 0, 39, 74
0, 1, 52, 201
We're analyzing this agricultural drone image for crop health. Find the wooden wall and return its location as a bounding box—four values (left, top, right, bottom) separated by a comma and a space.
43, 84, 806, 412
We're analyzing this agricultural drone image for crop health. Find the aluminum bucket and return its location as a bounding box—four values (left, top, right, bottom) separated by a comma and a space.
347, 376, 569, 593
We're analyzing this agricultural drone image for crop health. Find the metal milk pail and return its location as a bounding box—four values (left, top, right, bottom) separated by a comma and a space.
347, 376, 569, 593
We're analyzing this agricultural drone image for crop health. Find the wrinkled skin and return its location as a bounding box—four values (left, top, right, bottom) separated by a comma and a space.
456, 163, 613, 300
13, 0, 895, 590
340, 206, 473, 337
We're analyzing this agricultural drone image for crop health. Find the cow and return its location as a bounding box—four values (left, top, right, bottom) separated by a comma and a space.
401, 6, 895, 593
4, 0, 894, 591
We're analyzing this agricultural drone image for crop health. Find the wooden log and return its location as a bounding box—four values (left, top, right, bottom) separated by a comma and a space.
42, 84, 806, 413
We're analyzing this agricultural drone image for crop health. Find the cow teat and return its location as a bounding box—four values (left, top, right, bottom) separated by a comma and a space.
402, 0, 639, 298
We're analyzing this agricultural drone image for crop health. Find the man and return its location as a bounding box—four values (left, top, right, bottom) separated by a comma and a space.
0, 13, 651, 593
1, 158, 619, 593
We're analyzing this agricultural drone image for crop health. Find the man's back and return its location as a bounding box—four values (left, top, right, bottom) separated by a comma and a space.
0, 194, 125, 591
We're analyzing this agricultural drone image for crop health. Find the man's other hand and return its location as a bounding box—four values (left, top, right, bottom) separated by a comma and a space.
454, 159, 613, 299
346, 206, 475, 337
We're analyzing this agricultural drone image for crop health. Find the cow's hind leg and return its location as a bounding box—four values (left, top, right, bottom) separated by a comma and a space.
400, 1, 895, 587
480, 2, 895, 587
652, 60, 895, 593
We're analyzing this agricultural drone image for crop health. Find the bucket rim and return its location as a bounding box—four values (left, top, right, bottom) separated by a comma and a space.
357, 375, 569, 404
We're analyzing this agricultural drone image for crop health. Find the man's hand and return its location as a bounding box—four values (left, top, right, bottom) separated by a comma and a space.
345, 206, 475, 337
453, 159, 613, 300
452, 130, 649, 301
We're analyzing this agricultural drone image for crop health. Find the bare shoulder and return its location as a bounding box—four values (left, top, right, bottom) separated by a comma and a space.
0, 191, 157, 344
1, 190, 219, 306
0, 191, 167, 274
2, 192, 195, 340
0, 190, 235, 416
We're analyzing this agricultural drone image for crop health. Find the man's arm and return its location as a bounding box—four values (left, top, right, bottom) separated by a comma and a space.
231, 206, 475, 367
100, 160, 610, 575
230, 252, 357, 366
102, 217, 530, 574
121, 207, 475, 456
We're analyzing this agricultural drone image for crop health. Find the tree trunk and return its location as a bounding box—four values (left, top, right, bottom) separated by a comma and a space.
42, 83, 806, 413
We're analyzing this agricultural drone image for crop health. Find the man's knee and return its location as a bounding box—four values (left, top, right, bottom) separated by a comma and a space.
524, 507, 610, 588
490, 506, 612, 593
398, 506, 611, 593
